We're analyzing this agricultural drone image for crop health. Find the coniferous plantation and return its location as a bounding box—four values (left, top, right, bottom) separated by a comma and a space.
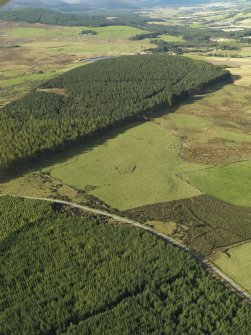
0, 55, 230, 173
0, 196, 251, 335
0, 8, 150, 27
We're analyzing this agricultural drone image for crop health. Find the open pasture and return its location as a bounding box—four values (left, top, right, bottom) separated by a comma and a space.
49, 121, 203, 210
214, 242, 251, 293
230, 64, 251, 87
181, 161, 251, 208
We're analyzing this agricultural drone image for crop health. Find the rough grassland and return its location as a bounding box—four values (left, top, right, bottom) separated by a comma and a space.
0, 22, 151, 106
182, 161, 251, 207
214, 242, 251, 293
153, 82, 251, 166
50, 122, 203, 210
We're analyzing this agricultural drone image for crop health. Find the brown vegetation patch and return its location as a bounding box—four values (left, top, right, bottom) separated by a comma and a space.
181, 139, 251, 165
193, 100, 251, 129
126, 195, 251, 256
36, 87, 66, 95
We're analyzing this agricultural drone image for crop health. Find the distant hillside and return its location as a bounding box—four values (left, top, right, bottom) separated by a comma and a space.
2, 0, 215, 11
0, 7, 149, 26
0, 8, 106, 26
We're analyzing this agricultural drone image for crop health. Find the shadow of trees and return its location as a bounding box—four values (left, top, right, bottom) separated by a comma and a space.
1, 77, 237, 184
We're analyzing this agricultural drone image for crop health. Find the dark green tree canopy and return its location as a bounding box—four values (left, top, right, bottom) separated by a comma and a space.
0, 55, 230, 173
0, 196, 250, 335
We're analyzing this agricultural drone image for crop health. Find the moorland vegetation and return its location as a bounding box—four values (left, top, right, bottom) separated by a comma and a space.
126, 195, 251, 256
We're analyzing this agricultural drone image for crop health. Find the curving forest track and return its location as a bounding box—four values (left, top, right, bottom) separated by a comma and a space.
4, 194, 251, 303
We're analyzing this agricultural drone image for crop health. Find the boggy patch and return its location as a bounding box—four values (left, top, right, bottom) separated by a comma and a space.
181, 138, 251, 165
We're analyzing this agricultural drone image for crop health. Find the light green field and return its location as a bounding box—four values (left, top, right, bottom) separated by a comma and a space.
182, 161, 251, 207
24, 40, 147, 56
167, 113, 215, 129
8, 27, 48, 37
7, 25, 146, 40
49, 121, 203, 210
5, 24, 151, 58
158, 34, 184, 42
214, 129, 251, 143
0, 71, 61, 87
214, 242, 251, 293
0, 63, 80, 107
82, 25, 146, 39
241, 18, 251, 26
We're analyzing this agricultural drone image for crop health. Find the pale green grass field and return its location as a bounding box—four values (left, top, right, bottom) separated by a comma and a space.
241, 18, 251, 27
182, 161, 251, 207
0, 71, 60, 87
50, 121, 203, 210
5, 24, 151, 58
167, 113, 215, 129
214, 242, 251, 293
7, 25, 146, 40
158, 34, 184, 42
8, 27, 48, 37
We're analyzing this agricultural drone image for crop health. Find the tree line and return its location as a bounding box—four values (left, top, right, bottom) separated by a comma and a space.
147, 39, 239, 55
138, 23, 251, 43
130, 25, 244, 54
0, 55, 230, 173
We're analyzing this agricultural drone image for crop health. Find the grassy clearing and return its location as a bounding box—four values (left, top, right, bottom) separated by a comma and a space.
146, 220, 177, 236
49, 121, 203, 210
6, 24, 146, 41
214, 242, 251, 293
0, 63, 80, 107
230, 65, 251, 87
0, 71, 61, 87
182, 161, 251, 207
158, 34, 184, 42
241, 18, 251, 27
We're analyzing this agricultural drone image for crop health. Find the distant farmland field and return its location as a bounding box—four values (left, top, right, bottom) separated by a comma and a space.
0, 22, 152, 106
214, 242, 251, 293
